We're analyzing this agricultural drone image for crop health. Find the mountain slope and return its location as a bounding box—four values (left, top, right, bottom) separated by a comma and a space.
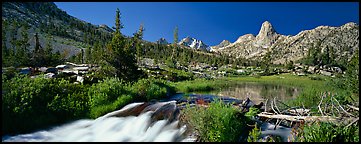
2, 2, 113, 58
211, 21, 359, 64
178, 36, 211, 51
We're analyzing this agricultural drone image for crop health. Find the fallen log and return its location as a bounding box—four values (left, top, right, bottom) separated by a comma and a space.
257, 112, 357, 125
347, 104, 359, 111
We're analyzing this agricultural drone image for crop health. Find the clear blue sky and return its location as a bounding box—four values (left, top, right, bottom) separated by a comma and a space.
55, 2, 359, 46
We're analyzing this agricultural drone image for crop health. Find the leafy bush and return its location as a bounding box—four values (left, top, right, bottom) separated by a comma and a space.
2, 73, 178, 135
88, 77, 127, 108
245, 107, 261, 117
182, 100, 250, 142
2, 75, 89, 134
295, 121, 359, 142
131, 78, 175, 101
89, 94, 133, 118
247, 125, 262, 142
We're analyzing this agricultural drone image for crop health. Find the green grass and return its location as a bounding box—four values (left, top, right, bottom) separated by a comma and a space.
179, 73, 358, 142
293, 121, 359, 142
175, 73, 356, 110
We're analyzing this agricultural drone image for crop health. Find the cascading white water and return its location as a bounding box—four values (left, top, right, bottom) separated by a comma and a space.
2, 101, 189, 142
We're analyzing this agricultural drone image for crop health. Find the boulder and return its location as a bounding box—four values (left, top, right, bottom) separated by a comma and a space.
39, 67, 48, 72
307, 66, 316, 73
236, 69, 245, 73
332, 67, 342, 73
76, 75, 84, 83
44, 73, 56, 78
320, 70, 332, 76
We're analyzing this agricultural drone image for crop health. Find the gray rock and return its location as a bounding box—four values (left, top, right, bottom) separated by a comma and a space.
76, 75, 84, 83
44, 73, 56, 78
307, 66, 316, 73
178, 36, 210, 51
332, 67, 343, 73
320, 70, 332, 76
211, 21, 358, 65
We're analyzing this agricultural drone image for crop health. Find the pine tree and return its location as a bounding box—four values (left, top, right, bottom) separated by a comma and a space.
2, 19, 9, 66
17, 23, 31, 67
173, 26, 178, 47
322, 46, 330, 65
31, 33, 45, 67
261, 52, 271, 75
86, 46, 92, 64
345, 50, 359, 94
114, 8, 124, 34
103, 8, 142, 81
44, 38, 53, 66
134, 23, 145, 62
168, 26, 178, 67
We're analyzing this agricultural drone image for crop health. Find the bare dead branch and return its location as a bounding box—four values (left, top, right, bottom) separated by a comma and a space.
332, 97, 355, 117
273, 97, 282, 114
257, 112, 357, 125
347, 104, 359, 111
346, 117, 359, 127
318, 94, 325, 116
274, 119, 280, 130
264, 99, 268, 112
270, 99, 279, 114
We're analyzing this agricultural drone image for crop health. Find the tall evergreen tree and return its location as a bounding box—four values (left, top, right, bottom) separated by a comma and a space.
114, 8, 124, 34
134, 23, 145, 62
322, 46, 330, 65
173, 26, 178, 47
31, 33, 45, 67
2, 20, 9, 66
103, 8, 142, 81
86, 46, 92, 64
18, 24, 31, 67
261, 52, 271, 75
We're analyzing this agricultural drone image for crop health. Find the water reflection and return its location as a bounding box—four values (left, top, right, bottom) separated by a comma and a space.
212, 82, 301, 104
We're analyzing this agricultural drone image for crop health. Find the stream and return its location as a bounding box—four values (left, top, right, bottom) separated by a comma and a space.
2, 83, 301, 142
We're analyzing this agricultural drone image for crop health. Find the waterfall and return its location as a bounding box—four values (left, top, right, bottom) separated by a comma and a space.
2, 101, 188, 142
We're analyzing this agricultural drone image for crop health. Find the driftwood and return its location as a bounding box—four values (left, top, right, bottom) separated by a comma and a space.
347, 104, 359, 111
264, 99, 268, 112
257, 112, 357, 125
287, 109, 310, 116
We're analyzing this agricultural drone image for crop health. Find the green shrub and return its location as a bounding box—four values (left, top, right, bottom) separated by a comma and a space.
2, 75, 89, 134
131, 78, 175, 101
182, 100, 250, 142
245, 107, 261, 117
89, 94, 133, 118
88, 77, 127, 108
295, 121, 359, 142
247, 125, 262, 142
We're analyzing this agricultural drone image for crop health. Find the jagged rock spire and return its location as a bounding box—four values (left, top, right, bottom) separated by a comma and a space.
255, 21, 279, 48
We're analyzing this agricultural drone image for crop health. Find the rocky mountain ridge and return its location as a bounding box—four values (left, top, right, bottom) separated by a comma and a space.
2, 2, 113, 58
178, 36, 211, 51
211, 21, 359, 64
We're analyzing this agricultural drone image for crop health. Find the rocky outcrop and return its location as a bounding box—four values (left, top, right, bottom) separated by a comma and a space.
2, 2, 113, 58
178, 36, 210, 51
211, 21, 359, 64
210, 40, 231, 50
254, 21, 280, 48
156, 38, 169, 45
